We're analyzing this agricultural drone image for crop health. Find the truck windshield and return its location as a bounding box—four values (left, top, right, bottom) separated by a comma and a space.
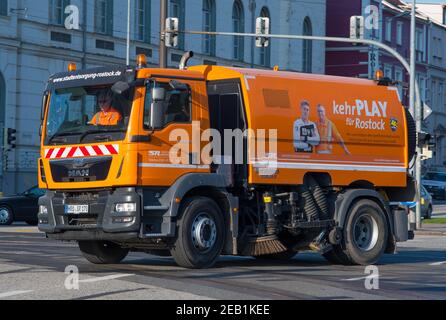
45, 86, 132, 145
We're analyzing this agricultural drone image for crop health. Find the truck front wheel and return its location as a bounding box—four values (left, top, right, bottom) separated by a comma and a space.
342, 199, 388, 265
170, 197, 225, 269
78, 241, 129, 264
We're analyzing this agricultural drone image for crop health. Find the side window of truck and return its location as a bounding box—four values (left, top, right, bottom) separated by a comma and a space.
143, 82, 192, 129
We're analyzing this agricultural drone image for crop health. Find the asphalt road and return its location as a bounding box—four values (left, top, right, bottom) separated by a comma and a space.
0, 225, 445, 300
433, 201, 446, 218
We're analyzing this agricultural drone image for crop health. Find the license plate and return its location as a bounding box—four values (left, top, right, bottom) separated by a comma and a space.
65, 205, 89, 214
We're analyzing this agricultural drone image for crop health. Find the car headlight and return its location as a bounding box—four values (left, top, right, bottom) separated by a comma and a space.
39, 205, 48, 214
115, 203, 137, 213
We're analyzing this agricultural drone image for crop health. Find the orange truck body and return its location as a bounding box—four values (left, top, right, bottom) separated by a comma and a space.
38, 63, 416, 268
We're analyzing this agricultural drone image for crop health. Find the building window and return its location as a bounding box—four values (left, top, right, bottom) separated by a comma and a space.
259, 7, 271, 67
416, 74, 427, 102
302, 17, 313, 73
439, 82, 445, 111
232, 0, 244, 61
136, 0, 150, 42
95, 0, 113, 36
384, 64, 393, 78
395, 67, 404, 99
396, 22, 403, 46
202, 0, 216, 56
171, 0, 185, 50
416, 28, 425, 62
50, 0, 70, 25
0, 0, 8, 16
385, 18, 392, 42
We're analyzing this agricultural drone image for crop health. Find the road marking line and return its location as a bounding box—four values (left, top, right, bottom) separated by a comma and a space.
0, 290, 33, 299
342, 275, 379, 281
429, 261, 446, 266
79, 274, 135, 283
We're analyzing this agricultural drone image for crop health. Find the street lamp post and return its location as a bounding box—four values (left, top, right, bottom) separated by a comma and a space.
126, 0, 131, 66
410, 0, 423, 230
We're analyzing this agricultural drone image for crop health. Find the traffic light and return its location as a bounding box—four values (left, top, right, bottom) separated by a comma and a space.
165, 17, 179, 48
417, 132, 432, 148
3, 128, 17, 150
256, 17, 270, 48
418, 131, 434, 160
350, 16, 365, 41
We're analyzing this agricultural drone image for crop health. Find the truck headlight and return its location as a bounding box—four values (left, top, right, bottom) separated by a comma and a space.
115, 203, 137, 213
39, 205, 48, 215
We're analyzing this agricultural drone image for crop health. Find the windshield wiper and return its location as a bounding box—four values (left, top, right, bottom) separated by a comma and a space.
79, 129, 126, 143
48, 132, 82, 145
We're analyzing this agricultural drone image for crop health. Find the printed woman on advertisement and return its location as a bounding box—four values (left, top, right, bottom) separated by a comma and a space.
293, 100, 320, 153
315, 104, 351, 155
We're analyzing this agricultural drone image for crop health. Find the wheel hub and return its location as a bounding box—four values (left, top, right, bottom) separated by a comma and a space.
353, 214, 379, 252
0, 208, 10, 224
191, 213, 217, 252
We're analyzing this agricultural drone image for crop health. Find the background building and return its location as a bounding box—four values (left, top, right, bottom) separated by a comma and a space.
326, 0, 430, 106
326, 0, 446, 172
418, 4, 446, 170
0, 0, 327, 195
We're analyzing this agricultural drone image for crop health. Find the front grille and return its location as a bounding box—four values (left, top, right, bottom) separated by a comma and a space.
50, 157, 112, 183
65, 192, 100, 203
67, 215, 98, 227
52, 190, 111, 229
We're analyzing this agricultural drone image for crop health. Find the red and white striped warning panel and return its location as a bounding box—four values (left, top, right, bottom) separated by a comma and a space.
44, 144, 119, 159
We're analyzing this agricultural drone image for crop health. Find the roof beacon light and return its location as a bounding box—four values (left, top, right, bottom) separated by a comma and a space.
375, 69, 384, 81
137, 54, 147, 69
68, 63, 77, 72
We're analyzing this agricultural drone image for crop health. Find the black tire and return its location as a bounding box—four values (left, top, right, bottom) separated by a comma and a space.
341, 199, 388, 265
25, 220, 38, 226
78, 241, 129, 264
323, 245, 352, 265
425, 205, 433, 220
170, 197, 225, 269
0, 205, 14, 226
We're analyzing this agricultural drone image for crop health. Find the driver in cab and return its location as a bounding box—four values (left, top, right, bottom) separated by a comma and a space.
90, 90, 122, 126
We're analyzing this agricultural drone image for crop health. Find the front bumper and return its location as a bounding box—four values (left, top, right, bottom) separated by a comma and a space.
38, 188, 142, 240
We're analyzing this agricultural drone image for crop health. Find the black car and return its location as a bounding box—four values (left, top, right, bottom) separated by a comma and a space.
0, 186, 46, 226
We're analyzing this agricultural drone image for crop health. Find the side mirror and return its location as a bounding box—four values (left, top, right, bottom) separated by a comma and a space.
41, 91, 49, 121
111, 81, 130, 95
150, 100, 165, 130
152, 87, 166, 101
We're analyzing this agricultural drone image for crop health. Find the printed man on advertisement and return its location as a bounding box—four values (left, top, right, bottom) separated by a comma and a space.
293, 100, 320, 153
316, 104, 351, 155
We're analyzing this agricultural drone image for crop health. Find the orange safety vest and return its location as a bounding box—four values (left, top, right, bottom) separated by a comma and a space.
316, 119, 343, 154
91, 107, 122, 126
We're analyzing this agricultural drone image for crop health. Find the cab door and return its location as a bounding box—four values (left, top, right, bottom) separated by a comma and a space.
137, 77, 211, 187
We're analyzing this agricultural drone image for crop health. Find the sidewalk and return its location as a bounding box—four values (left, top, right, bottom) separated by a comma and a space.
415, 224, 446, 236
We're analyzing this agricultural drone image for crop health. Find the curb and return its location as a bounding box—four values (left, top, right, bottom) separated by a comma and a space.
414, 230, 446, 236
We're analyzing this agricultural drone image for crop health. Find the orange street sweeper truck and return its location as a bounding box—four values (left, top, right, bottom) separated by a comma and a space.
38, 53, 416, 268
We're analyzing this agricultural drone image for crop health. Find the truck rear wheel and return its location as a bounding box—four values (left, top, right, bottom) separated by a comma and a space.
78, 241, 129, 264
341, 199, 388, 265
322, 246, 352, 265
170, 197, 225, 269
